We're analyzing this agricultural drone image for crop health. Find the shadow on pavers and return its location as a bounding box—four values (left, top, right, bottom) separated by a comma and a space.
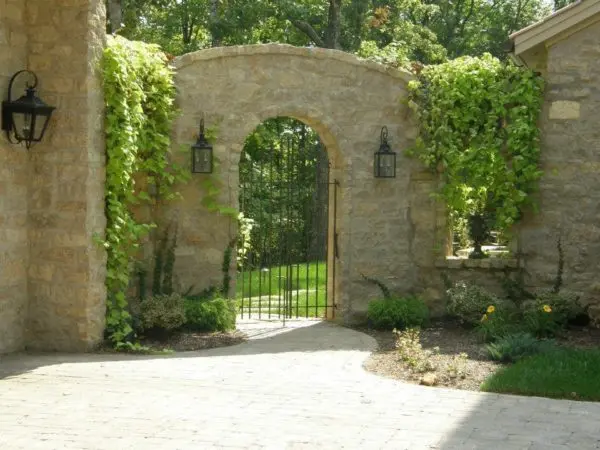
0, 320, 374, 380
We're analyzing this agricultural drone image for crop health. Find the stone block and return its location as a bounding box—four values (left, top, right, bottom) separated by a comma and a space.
549, 101, 580, 120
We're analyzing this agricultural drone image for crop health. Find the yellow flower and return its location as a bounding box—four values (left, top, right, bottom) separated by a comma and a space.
487, 305, 495, 314
481, 314, 488, 322
543, 305, 552, 313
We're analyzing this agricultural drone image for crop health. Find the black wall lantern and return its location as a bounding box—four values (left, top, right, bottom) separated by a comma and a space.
2, 70, 55, 149
191, 118, 213, 173
374, 126, 396, 178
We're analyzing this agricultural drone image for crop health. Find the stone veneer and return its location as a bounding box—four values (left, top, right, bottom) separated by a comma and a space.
0, 0, 107, 353
517, 20, 600, 319
0, 0, 29, 354
169, 45, 423, 323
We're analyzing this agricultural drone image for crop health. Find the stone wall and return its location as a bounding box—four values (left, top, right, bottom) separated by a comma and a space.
518, 21, 600, 319
0, 0, 107, 353
25, 0, 107, 351
406, 169, 520, 315
169, 45, 421, 323
0, 0, 29, 354
1, 8, 597, 352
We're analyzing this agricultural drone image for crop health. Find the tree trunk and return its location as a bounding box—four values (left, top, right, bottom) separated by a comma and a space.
107, 0, 123, 33
324, 0, 342, 49
290, 0, 341, 49
309, 143, 330, 262
210, 0, 221, 47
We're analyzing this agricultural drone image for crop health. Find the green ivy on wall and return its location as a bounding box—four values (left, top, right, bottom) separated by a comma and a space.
407, 54, 545, 231
102, 36, 186, 345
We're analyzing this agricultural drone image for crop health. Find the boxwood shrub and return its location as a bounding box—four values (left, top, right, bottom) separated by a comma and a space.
367, 296, 430, 330
184, 297, 236, 333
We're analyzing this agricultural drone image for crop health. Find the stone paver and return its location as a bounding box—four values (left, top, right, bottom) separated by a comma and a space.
1, 320, 600, 450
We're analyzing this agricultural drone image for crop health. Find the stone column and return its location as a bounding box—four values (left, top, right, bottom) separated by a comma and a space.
0, 0, 30, 353
25, 0, 107, 351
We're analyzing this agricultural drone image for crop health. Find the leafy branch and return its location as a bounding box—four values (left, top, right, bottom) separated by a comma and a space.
407, 54, 545, 232
102, 36, 184, 345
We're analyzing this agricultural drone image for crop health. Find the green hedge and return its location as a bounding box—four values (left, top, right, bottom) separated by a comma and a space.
184, 298, 237, 333
367, 296, 429, 330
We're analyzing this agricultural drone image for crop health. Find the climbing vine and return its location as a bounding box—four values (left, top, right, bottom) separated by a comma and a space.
407, 54, 545, 231
197, 130, 253, 268
102, 36, 185, 345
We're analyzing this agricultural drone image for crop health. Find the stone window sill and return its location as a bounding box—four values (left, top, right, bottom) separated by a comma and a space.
435, 257, 519, 270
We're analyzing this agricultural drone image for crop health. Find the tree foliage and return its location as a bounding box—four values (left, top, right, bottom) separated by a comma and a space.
407, 54, 545, 231
111, 0, 562, 61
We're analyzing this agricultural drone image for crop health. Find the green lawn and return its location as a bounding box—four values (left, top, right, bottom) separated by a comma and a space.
236, 262, 329, 318
481, 348, 600, 401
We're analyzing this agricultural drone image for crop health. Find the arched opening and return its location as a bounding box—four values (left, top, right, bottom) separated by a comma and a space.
236, 117, 336, 321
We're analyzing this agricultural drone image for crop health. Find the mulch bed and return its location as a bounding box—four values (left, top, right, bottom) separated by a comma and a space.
140, 330, 248, 352
97, 330, 248, 354
357, 321, 600, 391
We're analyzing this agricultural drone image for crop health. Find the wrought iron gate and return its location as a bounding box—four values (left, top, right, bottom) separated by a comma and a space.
238, 127, 336, 321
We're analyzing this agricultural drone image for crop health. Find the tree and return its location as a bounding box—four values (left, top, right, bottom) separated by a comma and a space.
554, 0, 578, 11
106, 0, 123, 33
113, 0, 558, 60
357, 2, 447, 66
398, 0, 551, 59
118, 0, 211, 54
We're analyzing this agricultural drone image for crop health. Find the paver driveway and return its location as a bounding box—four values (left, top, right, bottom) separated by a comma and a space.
1, 320, 599, 450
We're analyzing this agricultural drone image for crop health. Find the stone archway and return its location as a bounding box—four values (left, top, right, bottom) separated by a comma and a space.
167, 44, 418, 324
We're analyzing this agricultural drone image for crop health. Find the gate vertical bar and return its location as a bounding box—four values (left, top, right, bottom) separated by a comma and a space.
277, 139, 284, 319
258, 156, 264, 319
285, 134, 293, 320
314, 150, 319, 318
240, 155, 246, 319
330, 179, 338, 320
304, 136, 310, 317
268, 146, 275, 318
324, 161, 330, 319
248, 156, 254, 319
314, 154, 320, 319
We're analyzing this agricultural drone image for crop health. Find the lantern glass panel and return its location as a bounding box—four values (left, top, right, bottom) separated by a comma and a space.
11, 111, 32, 141
12, 109, 52, 143
193, 146, 213, 173
376, 152, 396, 178
32, 111, 52, 142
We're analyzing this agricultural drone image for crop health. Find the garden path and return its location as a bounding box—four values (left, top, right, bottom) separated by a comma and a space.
0, 320, 599, 449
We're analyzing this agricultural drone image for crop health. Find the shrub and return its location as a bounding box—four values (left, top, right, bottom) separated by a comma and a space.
476, 304, 524, 342
138, 294, 186, 335
485, 332, 556, 363
523, 305, 560, 338
367, 296, 429, 330
394, 328, 437, 373
446, 281, 501, 325
519, 290, 586, 337
531, 289, 586, 326
184, 297, 236, 333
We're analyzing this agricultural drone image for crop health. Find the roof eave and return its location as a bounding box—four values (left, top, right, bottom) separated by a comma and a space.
508, 0, 600, 58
